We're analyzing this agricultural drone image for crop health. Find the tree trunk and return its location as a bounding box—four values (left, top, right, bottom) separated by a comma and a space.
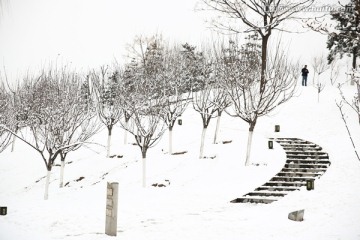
59, 155, 65, 188
245, 121, 256, 166
199, 127, 207, 159
124, 119, 129, 145
245, 130, 254, 166
44, 170, 51, 200
351, 47, 357, 85
213, 111, 222, 144
313, 72, 316, 86
11, 126, 18, 152
260, 35, 269, 92
142, 149, 147, 188
168, 127, 173, 155
107, 127, 112, 158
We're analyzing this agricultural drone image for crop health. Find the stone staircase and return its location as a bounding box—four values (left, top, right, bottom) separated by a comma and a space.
231, 137, 330, 204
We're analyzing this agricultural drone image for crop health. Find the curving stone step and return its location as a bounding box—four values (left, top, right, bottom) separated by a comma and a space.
281, 168, 326, 173
255, 186, 299, 192
276, 172, 322, 178
264, 181, 306, 187
231, 137, 330, 204
286, 160, 331, 165
285, 151, 326, 155
230, 197, 277, 204
286, 154, 326, 158
283, 146, 323, 151
270, 176, 316, 182
284, 163, 329, 169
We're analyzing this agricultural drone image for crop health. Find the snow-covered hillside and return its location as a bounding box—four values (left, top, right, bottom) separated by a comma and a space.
1, 83, 359, 240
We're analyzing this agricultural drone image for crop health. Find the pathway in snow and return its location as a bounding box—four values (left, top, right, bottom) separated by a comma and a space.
231, 138, 331, 204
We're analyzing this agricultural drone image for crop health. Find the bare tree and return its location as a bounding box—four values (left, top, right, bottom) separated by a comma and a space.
338, 70, 360, 124
163, 92, 191, 154
336, 101, 360, 162
200, 0, 314, 92
0, 80, 12, 152
92, 66, 123, 158
56, 76, 101, 188
211, 52, 233, 144
1, 71, 64, 200
182, 45, 220, 158
120, 36, 168, 187
193, 80, 220, 159
117, 60, 137, 145
122, 97, 167, 187
1, 67, 22, 152
311, 54, 329, 102
160, 46, 192, 154
219, 40, 297, 165
1, 68, 100, 199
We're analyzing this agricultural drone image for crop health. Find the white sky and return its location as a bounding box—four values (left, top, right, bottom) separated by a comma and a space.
0, 0, 342, 81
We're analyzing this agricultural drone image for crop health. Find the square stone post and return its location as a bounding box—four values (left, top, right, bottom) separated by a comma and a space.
105, 182, 119, 236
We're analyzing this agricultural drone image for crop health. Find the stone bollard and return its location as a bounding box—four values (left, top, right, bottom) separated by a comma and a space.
268, 140, 273, 149
275, 125, 280, 132
306, 179, 315, 191
0, 207, 7, 215
288, 209, 304, 222
105, 182, 119, 236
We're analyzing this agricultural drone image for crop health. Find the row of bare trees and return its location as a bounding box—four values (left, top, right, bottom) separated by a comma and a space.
0, 35, 298, 197
0, 68, 101, 199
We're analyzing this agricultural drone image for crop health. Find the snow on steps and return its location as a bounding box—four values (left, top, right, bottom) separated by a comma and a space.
231, 137, 331, 204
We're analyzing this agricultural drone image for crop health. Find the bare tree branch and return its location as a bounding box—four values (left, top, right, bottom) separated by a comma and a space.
336, 100, 360, 162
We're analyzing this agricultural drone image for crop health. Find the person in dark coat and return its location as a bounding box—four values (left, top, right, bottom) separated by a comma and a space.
301, 65, 309, 86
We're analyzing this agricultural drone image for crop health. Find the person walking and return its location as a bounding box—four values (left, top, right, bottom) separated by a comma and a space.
301, 65, 309, 86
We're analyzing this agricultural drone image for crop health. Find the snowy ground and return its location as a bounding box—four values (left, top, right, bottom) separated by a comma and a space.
1, 83, 360, 240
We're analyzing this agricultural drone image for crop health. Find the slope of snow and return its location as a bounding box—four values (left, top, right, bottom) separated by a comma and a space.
1, 84, 360, 240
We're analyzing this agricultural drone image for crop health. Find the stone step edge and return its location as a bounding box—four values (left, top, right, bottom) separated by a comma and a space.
277, 172, 323, 175
256, 186, 300, 191
281, 168, 327, 171
284, 163, 329, 166
285, 152, 325, 155
245, 191, 288, 196
230, 197, 278, 204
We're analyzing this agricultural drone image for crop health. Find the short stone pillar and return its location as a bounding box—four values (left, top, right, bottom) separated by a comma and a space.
288, 209, 304, 222
105, 182, 119, 236
268, 140, 273, 149
0, 207, 7, 215
275, 125, 280, 132
306, 179, 315, 191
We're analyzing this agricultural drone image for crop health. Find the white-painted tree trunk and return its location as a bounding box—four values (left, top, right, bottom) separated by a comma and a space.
213, 114, 222, 144
44, 170, 51, 200
107, 132, 112, 158
11, 129, 17, 152
142, 157, 146, 188
199, 127, 207, 159
59, 161, 65, 188
169, 129, 173, 155
123, 121, 128, 145
351, 70, 355, 85
357, 83, 360, 124
245, 130, 254, 166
